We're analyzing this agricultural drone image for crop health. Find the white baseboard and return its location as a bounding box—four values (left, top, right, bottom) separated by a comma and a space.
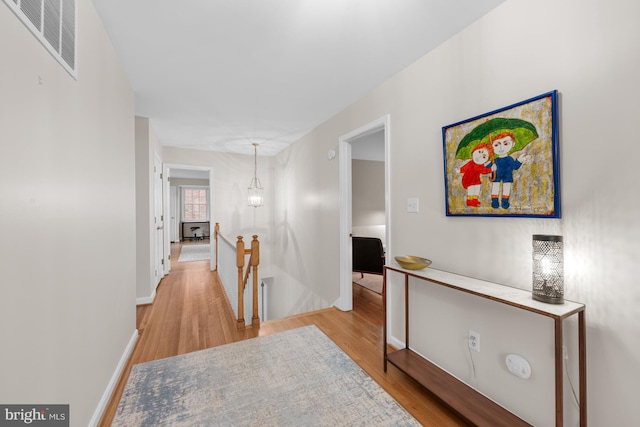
136, 288, 156, 306
88, 329, 138, 427
332, 296, 352, 312
388, 334, 405, 350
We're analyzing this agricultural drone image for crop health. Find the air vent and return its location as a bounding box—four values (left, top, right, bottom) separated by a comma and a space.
60, 0, 74, 69
43, 0, 60, 51
3, 0, 77, 78
20, 0, 40, 30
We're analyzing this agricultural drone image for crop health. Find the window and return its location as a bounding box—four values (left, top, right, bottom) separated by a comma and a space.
4, 0, 77, 77
182, 187, 209, 222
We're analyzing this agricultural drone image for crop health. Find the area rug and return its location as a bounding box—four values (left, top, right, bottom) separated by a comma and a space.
352, 272, 383, 294
178, 244, 210, 262
112, 325, 420, 426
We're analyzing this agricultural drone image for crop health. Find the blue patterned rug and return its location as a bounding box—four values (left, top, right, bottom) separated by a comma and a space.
113, 325, 420, 426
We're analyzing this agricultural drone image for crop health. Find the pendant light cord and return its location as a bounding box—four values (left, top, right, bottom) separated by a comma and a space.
253, 143, 258, 180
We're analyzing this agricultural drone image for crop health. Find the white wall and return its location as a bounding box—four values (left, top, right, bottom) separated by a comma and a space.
351, 159, 386, 246
161, 147, 274, 279
272, 0, 640, 425
270, 131, 345, 319
134, 117, 151, 300
0, 1, 137, 425
352, 159, 385, 227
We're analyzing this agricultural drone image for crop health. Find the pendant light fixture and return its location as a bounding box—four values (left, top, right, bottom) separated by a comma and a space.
248, 143, 264, 207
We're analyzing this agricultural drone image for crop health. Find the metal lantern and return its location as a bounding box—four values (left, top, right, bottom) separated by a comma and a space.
532, 235, 564, 304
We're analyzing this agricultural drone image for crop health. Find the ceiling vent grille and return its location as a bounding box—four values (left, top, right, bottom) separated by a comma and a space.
3, 0, 77, 78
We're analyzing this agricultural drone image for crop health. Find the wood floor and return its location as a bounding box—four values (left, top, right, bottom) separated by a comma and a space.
99, 241, 467, 426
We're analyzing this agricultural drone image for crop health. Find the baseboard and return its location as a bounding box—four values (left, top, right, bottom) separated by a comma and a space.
136, 288, 156, 306
388, 334, 405, 350
332, 295, 351, 311
88, 329, 138, 427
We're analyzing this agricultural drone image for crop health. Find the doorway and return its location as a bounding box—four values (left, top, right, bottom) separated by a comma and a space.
336, 115, 390, 312
163, 163, 215, 273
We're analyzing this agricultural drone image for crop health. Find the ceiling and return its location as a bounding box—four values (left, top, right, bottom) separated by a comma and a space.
92, 0, 504, 156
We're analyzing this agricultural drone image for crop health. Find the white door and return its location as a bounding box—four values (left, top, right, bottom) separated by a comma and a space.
170, 186, 179, 243
154, 155, 165, 287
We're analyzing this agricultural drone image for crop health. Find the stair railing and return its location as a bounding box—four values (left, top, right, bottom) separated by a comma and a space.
236, 235, 260, 329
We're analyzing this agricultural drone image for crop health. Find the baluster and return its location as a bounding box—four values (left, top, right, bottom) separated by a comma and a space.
236, 236, 245, 329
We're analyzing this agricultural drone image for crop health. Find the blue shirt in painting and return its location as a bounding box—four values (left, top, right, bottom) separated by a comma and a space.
493, 156, 522, 183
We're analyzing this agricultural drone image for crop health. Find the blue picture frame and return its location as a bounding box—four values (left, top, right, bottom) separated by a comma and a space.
442, 90, 560, 218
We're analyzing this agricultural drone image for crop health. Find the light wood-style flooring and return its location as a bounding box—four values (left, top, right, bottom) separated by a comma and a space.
99, 241, 466, 426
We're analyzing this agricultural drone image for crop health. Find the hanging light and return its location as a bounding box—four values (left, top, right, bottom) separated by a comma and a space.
248, 143, 264, 207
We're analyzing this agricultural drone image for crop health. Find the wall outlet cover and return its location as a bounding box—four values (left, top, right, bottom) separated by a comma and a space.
506, 354, 532, 379
468, 330, 480, 352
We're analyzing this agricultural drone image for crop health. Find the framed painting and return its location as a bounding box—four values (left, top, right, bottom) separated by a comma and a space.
442, 90, 560, 218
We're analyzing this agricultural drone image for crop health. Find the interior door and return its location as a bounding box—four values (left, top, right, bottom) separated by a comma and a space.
170, 186, 178, 243
154, 155, 165, 287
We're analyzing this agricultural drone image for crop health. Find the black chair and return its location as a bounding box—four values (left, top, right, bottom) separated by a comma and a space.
352, 236, 385, 277
190, 226, 202, 241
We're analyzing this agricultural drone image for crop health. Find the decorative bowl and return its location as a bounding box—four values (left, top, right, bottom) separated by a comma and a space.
394, 256, 432, 270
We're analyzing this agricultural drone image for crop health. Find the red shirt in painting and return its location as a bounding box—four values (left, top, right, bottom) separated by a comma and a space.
460, 161, 492, 189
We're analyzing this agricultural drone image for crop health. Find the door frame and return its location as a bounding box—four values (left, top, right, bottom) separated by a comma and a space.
336, 115, 391, 311
154, 154, 165, 287
170, 186, 179, 243
163, 163, 215, 272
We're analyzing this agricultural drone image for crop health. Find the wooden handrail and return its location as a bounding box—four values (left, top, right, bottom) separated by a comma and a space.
236, 235, 260, 329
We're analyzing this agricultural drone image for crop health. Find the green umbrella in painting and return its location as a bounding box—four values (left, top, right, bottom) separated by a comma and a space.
455, 118, 539, 160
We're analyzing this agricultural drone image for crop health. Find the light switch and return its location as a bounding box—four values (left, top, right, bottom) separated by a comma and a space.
407, 198, 419, 213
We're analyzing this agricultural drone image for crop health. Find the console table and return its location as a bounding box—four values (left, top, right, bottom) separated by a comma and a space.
383, 265, 586, 427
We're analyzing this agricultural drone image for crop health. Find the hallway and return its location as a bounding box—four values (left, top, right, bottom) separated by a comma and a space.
99, 242, 465, 426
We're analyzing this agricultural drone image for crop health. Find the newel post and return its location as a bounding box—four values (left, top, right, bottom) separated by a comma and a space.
214, 222, 220, 270
236, 236, 245, 329
251, 235, 260, 326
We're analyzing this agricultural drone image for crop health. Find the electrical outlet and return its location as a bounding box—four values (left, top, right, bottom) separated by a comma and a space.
563, 345, 569, 360
469, 330, 480, 352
